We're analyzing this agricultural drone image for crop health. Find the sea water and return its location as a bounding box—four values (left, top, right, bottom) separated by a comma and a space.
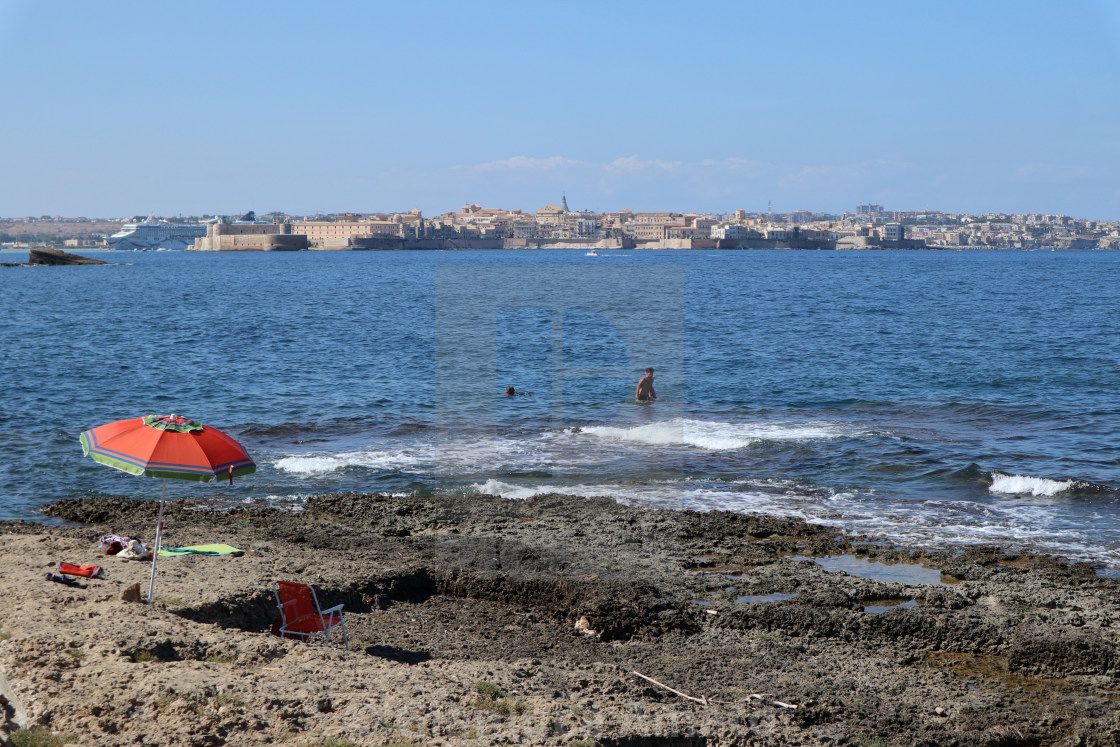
2, 249, 1118, 570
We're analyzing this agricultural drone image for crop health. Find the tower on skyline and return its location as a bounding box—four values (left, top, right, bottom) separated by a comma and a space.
561, 192, 569, 212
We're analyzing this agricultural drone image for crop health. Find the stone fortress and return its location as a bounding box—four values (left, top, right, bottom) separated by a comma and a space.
192, 219, 308, 252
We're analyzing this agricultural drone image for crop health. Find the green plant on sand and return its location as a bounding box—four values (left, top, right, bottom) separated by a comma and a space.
313, 738, 361, 747
470, 680, 531, 717
10, 727, 76, 747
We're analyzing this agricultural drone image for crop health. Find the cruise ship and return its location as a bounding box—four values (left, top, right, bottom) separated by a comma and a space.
106, 215, 208, 250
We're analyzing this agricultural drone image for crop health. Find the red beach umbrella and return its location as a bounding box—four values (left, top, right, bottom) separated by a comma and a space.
80, 414, 255, 603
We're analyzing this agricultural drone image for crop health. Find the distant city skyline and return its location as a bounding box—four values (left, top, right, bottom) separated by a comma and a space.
1, 1, 1118, 218
7, 201, 1116, 255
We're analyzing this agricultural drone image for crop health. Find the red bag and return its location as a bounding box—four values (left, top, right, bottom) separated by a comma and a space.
58, 563, 103, 579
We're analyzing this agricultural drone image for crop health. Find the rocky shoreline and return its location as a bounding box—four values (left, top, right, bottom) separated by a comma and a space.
2, 492, 1119, 746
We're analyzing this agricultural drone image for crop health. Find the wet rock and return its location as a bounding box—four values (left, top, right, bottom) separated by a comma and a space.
922, 588, 972, 610
1008, 627, 1119, 676
28, 248, 109, 265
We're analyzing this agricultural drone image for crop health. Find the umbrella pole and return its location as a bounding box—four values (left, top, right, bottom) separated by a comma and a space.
146, 478, 167, 604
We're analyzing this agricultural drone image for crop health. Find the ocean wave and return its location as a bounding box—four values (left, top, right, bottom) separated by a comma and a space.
273, 450, 414, 474
467, 478, 820, 515
990, 472, 1074, 497
470, 479, 555, 501
271, 434, 575, 477
580, 418, 845, 450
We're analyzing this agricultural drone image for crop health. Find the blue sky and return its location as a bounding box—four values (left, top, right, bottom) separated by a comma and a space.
1, 0, 1118, 218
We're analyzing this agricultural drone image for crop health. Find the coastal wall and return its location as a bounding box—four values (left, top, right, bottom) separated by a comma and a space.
191, 233, 307, 251
218, 234, 306, 251
635, 238, 836, 250
724, 237, 836, 250
504, 237, 633, 250
189, 230, 844, 252
836, 236, 925, 250
190, 221, 307, 251
343, 237, 504, 250
634, 238, 718, 250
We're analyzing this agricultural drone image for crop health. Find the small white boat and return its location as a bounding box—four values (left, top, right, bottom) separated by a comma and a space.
586, 250, 598, 256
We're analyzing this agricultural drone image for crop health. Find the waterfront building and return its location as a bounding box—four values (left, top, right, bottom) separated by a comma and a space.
881, 223, 905, 243
632, 212, 682, 226
664, 225, 705, 240
294, 220, 403, 246
629, 223, 665, 240
711, 224, 754, 240
576, 218, 600, 238
690, 217, 718, 235
509, 219, 539, 239
536, 204, 565, 221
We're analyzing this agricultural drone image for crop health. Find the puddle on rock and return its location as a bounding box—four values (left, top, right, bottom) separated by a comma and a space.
917, 651, 1120, 699
863, 598, 918, 614
788, 554, 953, 585
735, 593, 798, 604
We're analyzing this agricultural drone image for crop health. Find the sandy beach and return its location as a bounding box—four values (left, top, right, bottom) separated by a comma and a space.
3, 492, 1119, 746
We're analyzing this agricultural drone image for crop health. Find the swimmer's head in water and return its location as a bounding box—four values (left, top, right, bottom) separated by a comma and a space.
504, 386, 516, 396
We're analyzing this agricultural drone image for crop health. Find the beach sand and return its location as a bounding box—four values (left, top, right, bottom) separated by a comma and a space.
2, 492, 1119, 746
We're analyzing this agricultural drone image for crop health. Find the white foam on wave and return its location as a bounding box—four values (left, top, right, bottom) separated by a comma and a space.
271, 428, 642, 477
271, 417, 849, 477
471, 477, 822, 516
581, 418, 844, 451
273, 450, 414, 474
990, 472, 1074, 497
471, 479, 553, 501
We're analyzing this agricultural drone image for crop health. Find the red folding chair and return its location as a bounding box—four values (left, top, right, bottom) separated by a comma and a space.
273, 581, 348, 652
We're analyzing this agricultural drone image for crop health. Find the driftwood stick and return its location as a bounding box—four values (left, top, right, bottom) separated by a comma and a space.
631, 670, 708, 705
748, 693, 798, 709
630, 671, 798, 710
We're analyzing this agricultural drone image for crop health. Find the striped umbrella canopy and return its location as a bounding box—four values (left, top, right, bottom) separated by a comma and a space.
80, 414, 255, 603
80, 414, 255, 483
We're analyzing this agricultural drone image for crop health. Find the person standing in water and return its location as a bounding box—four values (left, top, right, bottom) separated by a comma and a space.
635, 367, 656, 402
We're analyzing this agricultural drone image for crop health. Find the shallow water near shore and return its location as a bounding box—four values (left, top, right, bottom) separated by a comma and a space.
3, 249, 1120, 569
789, 554, 953, 585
